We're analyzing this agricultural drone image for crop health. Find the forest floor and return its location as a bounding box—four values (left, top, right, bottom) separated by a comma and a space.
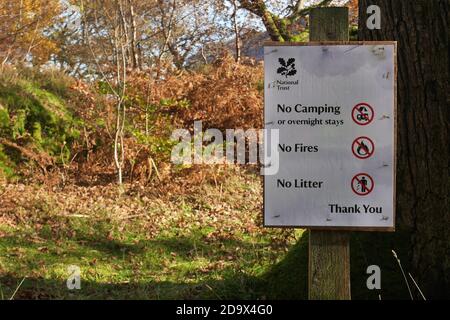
0, 167, 412, 300
0, 168, 307, 299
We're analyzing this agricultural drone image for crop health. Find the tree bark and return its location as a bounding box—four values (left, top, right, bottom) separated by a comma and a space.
239, 0, 333, 41
359, 0, 449, 299
128, 0, 140, 70
232, 0, 242, 63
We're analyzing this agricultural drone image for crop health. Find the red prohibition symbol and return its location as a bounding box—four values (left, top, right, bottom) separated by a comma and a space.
352, 136, 375, 159
351, 173, 374, 196
352, 103, 374, 126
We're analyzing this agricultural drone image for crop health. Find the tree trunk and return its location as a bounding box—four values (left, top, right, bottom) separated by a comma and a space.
128, 0, 140, 70
232, 0, 242, 63
359, 0, 449, 299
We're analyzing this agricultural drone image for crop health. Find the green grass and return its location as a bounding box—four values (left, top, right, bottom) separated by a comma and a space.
0, 169, 411, 300
0, 227, 411, 300
0, 171, 303, 300
0, 67, 81, 175
0, 216, 302, 300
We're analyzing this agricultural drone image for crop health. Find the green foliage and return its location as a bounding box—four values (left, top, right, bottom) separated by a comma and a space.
291, 31, 309, 42
124, 94, 193, 163
32, 122, 42, 143
0, 145, 15, 178
97, 81, 115, 95
18, 67, 74, 98
159, 98, 190, 109
0, 104, 10, 131
11, 109, 27, 139
256, 80, 264, 93
350, 25, 358, 40
131, 127, 177, 162
0, 67, 82, 173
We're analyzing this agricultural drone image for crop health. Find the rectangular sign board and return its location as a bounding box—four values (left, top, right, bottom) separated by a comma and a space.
263, 42, 397, 231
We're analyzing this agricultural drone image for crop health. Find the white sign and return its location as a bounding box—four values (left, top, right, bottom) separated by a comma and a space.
264, 42, 396, 230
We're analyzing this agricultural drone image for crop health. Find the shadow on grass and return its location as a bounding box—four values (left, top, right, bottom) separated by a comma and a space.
350, 229, 413, 300
0, 233, 307, 300
0, 272, 263, 300
259, 229, 412, 300
259, 233, 309, 300
0, 228, 412, 300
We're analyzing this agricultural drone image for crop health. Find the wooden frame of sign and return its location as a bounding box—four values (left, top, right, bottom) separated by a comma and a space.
262, 41, 397, 232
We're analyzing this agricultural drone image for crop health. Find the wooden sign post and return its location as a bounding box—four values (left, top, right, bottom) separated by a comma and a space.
262, 7, 396, 300
308, 7, 351, 300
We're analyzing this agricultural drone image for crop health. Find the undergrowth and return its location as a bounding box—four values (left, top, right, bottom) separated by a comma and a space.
0, 66, 81, 177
